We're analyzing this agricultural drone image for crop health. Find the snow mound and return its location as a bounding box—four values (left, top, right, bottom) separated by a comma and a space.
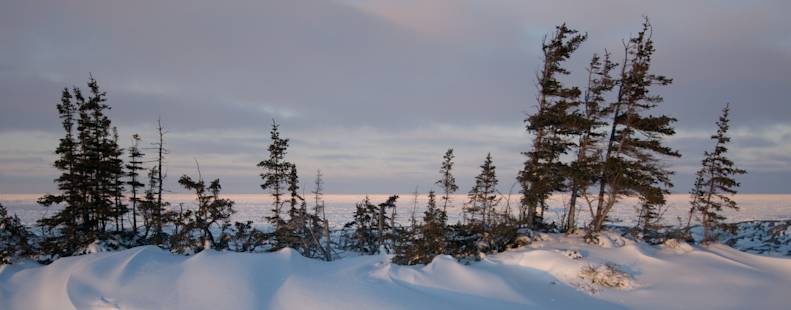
2, 234, 791, 310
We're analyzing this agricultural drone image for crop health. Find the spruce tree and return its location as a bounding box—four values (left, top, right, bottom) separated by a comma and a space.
139, 166, 165, 241
283, 164, 323, 256
285, 164, 302, 250
77, 77, 114, 233
1, 203, 34, 264
436, 148, 459, 215
591, 19, 679, 233
39, 76, 125, 254
420, 191, 447, 259
689, 104, 746, 243
312, 169, 332, 261
258, 120, 292, 250
110, 127, 126, 232
126, 134, 145, 235
346, 196, 380, 254
518, 24, 587, 228
393, 191, 447, 265
565, 52, 617, 232
378, 195, 398, 252
175, 174, 236, 252
467, 153, 499, 228
38, 88, 85, 255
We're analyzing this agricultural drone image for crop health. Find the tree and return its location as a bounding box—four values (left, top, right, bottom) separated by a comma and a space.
283, 164, 324, 257
126, 134, 145, 235
37, 87, 86, 255
150, 119, 168, 243
378, 195, 399, 251
591, 19, 679, 233
173, 173, 235, 252
345, 196, 380, 254
139, 166, 163, 240
343, 195, 397, 255
420, 191, 447, 259
519, 24, 587, 228
312, 169, 332, 261
110, 127, 126, 232
76, 76, 117, 233
436, 149, 459, 214
689, 104, 746, 243
565, 52, 617, 233
393, 191, 447, 265
1, 203, 34, 264
38, 76, 126, 255
467, 153, 499, 228
258, 120, 291, 249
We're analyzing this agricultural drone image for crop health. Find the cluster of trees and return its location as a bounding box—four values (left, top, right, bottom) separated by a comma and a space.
0, 18, 746, 265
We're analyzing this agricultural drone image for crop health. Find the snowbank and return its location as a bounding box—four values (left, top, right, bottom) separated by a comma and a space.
1, 234, 790, 310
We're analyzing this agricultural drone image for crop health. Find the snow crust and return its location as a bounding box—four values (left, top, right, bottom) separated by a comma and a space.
2, 233, 789, 310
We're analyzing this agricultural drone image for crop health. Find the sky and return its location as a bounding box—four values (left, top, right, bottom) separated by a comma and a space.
1, 0, 790, 195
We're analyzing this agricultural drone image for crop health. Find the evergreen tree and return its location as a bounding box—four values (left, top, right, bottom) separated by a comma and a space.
312, 169, 332, 261
110, 127, 126, 232
591, 19, 679, 233
467, 153, 499, 228
139, 166, 166, 241
76, 77, 113, 233
258, 120, 291, 249
565, 52, 617, 232
420, 191, 447, 259
0, 203, 34, 264
393, 191, 447, 265
37, 88, 86, 255
283, 164, 324, 257
689, 104, 746, 243
519, 24, 587, 228
173, 174, 235, 253
38, 76, 126, 255
345, 196, 380, 254
378, 195, 399, 251
343, 195, 396, 254
126, 134, 145, 235
436, 148, 459, 214
635, 197, 664, 237
284, 164, 303, 251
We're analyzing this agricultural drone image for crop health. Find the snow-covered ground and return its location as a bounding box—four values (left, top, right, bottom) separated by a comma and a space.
1, 232, 790, 310
2, 194, 789, 309
3, 194, 791, 228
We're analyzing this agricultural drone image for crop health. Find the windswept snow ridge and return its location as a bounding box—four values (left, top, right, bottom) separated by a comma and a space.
2, 233, 790, 310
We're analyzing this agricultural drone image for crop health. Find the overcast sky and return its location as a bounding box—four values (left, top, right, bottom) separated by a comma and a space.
1, 0, 790, 195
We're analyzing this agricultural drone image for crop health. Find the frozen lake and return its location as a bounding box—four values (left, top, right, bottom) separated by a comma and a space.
2, 194, 790, 229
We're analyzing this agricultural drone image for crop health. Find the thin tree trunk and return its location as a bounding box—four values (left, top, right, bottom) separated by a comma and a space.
593, 42, 630, 232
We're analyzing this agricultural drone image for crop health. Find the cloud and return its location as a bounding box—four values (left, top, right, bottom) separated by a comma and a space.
1, 0, 790, 194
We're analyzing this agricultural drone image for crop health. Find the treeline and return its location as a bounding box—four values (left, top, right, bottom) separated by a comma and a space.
0, 18, 746, 265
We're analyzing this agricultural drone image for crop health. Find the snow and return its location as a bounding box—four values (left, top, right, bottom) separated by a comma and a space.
2, 233, 790, 310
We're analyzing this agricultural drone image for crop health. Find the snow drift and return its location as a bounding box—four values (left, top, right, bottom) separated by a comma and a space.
1, 233, 790, 310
